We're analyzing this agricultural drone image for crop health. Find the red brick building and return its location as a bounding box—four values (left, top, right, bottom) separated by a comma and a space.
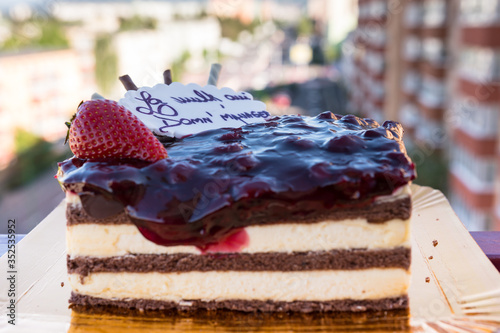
449, 0, 500, 230
345, 0, 500, 230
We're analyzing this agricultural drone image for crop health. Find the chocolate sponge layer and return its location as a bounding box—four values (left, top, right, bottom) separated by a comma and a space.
66, 195, 411, 225
67, 247, 410, 276
70, 292, 409, 313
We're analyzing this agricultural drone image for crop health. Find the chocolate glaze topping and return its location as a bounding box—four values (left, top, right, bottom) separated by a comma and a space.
59, 112, 416, 248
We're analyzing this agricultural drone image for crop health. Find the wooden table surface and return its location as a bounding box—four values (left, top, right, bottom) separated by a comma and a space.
1, 232, 499, 273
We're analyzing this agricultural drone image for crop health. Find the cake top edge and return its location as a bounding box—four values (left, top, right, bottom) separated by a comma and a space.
58, 110, 415, 248
59, 111, 415, 205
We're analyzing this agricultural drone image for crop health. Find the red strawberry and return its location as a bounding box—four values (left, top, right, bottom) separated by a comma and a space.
66, 99, 168, 162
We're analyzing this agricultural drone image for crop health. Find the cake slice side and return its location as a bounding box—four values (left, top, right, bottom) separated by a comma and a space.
66, 186, 412, 313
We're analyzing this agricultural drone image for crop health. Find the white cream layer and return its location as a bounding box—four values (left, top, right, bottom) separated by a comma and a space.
69, 269, 410, 302
67, 218, 410, 257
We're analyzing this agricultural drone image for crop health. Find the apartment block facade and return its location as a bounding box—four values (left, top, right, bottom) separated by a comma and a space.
345, 0, 500, 230
450, 0, 500, 230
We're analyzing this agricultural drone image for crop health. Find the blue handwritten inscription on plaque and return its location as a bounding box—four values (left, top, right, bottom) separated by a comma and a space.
220, 111, 270, 123
135, 91, 178, 117
133, 89, 269, 131
170, 90, 223, 104
119, 83, 270, 137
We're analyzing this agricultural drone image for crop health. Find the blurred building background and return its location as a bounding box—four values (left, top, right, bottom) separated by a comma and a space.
1, 0, 499, 233
342, 0, 500, 231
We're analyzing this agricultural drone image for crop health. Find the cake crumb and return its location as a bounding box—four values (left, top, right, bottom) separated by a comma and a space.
432, 240, 438, 247
61, 282, 64, 287
425, 277, 430, 283
428, 256, 433, 260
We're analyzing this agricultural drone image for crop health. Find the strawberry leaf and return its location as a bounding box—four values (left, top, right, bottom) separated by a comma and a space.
64, 113, 76, 145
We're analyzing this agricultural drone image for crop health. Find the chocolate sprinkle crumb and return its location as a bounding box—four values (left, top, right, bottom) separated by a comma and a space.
432, 240, 438, 247
425, 277, 430, 283
61, 282, 65, 287
428, 256, 433, 260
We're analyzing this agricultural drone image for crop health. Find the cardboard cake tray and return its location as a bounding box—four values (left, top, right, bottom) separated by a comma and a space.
1, 185, 499, 332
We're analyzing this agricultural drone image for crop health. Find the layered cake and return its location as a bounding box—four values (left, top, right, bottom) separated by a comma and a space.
58, 81, 415, 314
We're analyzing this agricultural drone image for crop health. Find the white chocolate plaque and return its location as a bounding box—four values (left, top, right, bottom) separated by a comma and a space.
119, 83, 270, 138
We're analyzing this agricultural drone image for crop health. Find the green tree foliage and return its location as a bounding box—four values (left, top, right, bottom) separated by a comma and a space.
171, 50, 191, 82
408, 146, 448, 194
325, 42, 342, 62
217, 17, 259, 41
1, 18, 69, 51
94, 34, 118, 95
297, 16, 314, 36
119, 15, 157, 31
3, 129, 71, 190
14, 128, 40, 153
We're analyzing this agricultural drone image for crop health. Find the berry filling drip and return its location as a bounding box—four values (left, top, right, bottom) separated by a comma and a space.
59, 112, 416, 249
